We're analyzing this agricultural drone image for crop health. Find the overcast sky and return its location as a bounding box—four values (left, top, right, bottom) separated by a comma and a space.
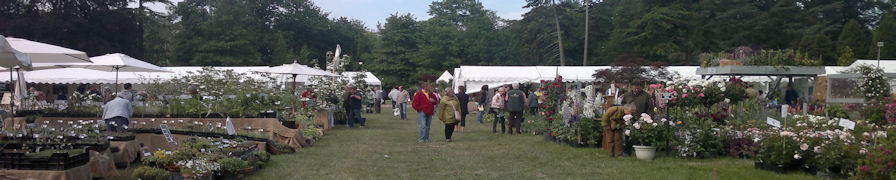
134, 0, 529, 30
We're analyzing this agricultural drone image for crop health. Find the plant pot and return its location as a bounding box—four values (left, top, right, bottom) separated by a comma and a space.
281, 121, 296, 129
182, 172, 210, 180
633, 145, 657, 161
217, 172, 239, 180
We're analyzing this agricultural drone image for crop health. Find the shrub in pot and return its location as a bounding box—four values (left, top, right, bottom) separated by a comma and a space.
133, 166, 169, 180
217, 157, 250, 179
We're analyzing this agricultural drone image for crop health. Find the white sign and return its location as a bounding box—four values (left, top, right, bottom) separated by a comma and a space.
225, 117, 236, 135
839, 119, 856, 130
781, 105, 789, 118
766, 117, 781, 128
802, 103, 808, 115
660, 93, 674, 100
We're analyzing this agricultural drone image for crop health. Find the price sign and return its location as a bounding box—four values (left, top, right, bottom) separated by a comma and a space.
839, 119, 856, 130
766, 117, 781, 128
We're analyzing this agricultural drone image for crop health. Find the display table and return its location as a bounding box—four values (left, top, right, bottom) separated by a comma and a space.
29, 117, 312, 148
135, 134, 267, 152
0, 164, 92, 180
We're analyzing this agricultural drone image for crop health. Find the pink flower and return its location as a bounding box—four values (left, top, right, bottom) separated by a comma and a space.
698, 93, 705, 97
649, 84, 658, 89
682, 94, 688, 98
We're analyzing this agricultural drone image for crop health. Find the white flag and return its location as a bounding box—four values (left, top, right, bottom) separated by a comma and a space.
333, 44, 342, 65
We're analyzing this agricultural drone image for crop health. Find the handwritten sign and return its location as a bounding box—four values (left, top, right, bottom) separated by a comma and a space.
160, 124, 176, 144
839, 119, 856, 130
767, 117, 781, 128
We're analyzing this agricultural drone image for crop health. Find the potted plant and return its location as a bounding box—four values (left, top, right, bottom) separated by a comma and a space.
217, 157, 249, 180
627, 113, 669, 161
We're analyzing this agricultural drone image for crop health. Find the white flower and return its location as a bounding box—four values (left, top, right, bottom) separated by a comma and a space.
720, 87, 726, 92
813, 146, 821, 153
652, 123, 658, 127
860, 148, 868, 154
800, 144, 808, 151
794, 154, 801, 159
623, 115, 633, 121
661, 118, 667, 122
724, 98, 730, 103
633, 123, 641, 129
645, 119, 654, 124
624, 130, 630, 136
640, 113, 651, 120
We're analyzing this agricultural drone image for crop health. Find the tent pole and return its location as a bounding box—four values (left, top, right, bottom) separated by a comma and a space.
292, 74, 297, 93
9, 70, 13, 118
114, 67, 119, 92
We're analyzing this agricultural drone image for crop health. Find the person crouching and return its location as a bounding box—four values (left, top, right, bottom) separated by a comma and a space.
103, 92, 133, 132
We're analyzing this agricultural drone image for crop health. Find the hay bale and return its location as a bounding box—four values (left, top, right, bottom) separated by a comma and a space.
718, 59, 743, 66
813, 76, 827, 103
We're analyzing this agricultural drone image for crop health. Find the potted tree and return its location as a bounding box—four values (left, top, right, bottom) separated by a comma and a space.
627, 113, 669, 161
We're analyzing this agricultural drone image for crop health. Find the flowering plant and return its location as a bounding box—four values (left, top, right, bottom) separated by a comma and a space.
539, 76, 565, 123
177, 158, 220, 175
627, 113, 671, 146
857, 127, 896, 179
845, 64, 891, 101
674, 118, 722, 158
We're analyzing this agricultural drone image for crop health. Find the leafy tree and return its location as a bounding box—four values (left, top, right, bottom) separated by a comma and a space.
871, 14, 896, 59
837, 19, 870, 60
798, 32, 835, 65
367, 14, 421, 87
837, 46, 856, 66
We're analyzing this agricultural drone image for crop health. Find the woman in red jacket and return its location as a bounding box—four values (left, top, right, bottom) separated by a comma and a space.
412, 83, 439, 143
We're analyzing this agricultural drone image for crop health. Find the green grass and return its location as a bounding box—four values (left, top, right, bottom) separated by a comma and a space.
249, 106, 816, 180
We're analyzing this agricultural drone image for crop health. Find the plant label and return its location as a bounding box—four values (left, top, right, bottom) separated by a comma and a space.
839, 119, 856, 130
780, 105, 789, 118
225, 117, 236, 135
766, 117, 781, 128
143, 152, 151, 157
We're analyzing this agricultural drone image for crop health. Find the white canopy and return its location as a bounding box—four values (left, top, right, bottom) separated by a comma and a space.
849, 59, 896, 73
78, 53, 171, 73
5, 37, 90, 64
253, 61, 339, 77
436, 71, 453, 83
0, 66, 274, 84
0, 35, 31, 69
342, 72, 382, 86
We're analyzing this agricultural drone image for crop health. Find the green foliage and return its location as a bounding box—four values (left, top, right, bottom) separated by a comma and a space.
133, 166, 169, 180
870, 14, 896, 59
218, 157, 250, 173
674, 118, 723, 158
798, 32, 836, 65
825, 104, 850, 119
837, 19, 870, 60
856, 128, 896, 179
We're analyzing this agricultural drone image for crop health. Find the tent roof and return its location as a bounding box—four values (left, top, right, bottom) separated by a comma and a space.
849, 59, 896, 73
436, 71, 453, 83
342, 71, 382, 86
0, 66, 273, 84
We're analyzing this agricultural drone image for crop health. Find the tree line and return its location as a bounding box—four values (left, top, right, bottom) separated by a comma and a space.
2, 0, 896, 87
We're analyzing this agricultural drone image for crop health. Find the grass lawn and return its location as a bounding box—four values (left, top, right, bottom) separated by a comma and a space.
249, 106, 816, 180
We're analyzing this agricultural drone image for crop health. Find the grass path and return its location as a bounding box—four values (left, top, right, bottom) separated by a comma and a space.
249, 106, 815, 179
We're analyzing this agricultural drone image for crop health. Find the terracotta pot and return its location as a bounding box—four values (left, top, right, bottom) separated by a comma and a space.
167, 164, 181, 172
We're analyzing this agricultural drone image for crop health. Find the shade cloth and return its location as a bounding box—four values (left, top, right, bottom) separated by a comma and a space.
110, 141, 140, 167
89, 149, 119, 178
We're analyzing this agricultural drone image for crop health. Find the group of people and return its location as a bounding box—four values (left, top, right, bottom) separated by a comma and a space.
601, 83, 655, 157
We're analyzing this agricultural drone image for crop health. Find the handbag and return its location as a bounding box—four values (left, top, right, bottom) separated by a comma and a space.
450, 103, 461, 120
393, 108, 400, 116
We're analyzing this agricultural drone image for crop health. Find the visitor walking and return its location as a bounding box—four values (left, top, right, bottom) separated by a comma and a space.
490, 87, 506, 134
389, 87, 399, 110
506, 84, 526, 135
455, 86, 469, 132
412, 83, 438, 143
527, 88, 538, 115
343, 85, 353, 126
395, 86, 410, 120
476, 85, 489, 124
621, 83, 654, 117
103, 92, 132, 132
438, 88, 460, 142
348, 87, 365, 128
373, 87, 383, 113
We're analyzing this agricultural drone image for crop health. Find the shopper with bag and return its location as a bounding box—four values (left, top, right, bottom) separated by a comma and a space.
395, 86, 410, 120
437, 87, 460, 142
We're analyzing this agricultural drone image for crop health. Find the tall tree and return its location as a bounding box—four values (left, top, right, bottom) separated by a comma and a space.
837, 19, 871, 60
798, 32, 835, 65
871, 14, 896, 59
526, 0, 566, 65
367, 14, 421, 87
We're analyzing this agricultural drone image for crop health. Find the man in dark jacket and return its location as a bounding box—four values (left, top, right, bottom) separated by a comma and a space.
349, 87, 365, 128
621, 84, 654, 117
455, 86, 470, 132
506, 83, 526, 135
